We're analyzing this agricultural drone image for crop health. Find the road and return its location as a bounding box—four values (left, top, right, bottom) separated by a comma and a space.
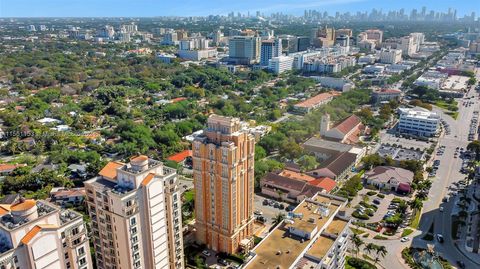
412, 78, 480, 268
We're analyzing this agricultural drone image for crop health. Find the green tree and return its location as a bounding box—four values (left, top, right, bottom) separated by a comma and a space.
299, 155, 319, 172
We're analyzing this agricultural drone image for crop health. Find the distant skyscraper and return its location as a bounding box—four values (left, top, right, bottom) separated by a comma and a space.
193, 115, 256, 254
85, 156, 184, 269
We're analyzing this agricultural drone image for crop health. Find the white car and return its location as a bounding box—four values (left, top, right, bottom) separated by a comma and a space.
202, 250, 211, 257
439, 207, 444, 212
400, 237, 409, 242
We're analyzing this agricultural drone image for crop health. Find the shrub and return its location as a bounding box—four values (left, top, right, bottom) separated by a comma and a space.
373, 234, 388, 240
352, 211, 370, 220
347, 256, 377, 269
376, 193, 385, 198
367, 191, 377, 196
401, 228, 414, 237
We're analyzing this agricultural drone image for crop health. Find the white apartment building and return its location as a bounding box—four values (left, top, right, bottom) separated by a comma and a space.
268, 56, 293, 74
0, 198, 92, 269
397, 107, 440, 137
85, 156, 184, 269
379, 48, 402, 64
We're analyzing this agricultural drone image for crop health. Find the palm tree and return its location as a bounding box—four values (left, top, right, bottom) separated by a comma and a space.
374, 245, 387, 266
364, 243, 376, 258
350, 234, 364, 258
272, 213, 285, 227
409, 198, 423, 211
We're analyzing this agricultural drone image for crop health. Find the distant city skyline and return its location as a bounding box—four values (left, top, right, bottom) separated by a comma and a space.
0, 0, 479, 18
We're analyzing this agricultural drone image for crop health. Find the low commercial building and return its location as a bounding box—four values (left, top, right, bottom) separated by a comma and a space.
293, 91, 339, 114
302, 137, 365, 165
0, 198, 93, 269
397, 107, 440, 137
178, 48, 217, 61
371, 88, 402, 105
261, 169, 337, 202
244, 193, 351, 269
364, 166, 414, 194
307, 152, 356, 181
312, 76, 355, 92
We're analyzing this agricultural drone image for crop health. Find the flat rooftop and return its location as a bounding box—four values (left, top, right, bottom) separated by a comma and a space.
246, 194, 346, 269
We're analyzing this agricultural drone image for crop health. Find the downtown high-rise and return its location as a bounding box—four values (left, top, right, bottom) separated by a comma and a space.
193, 115, 255, 254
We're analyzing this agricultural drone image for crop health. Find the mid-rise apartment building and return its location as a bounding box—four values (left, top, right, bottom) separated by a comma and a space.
379, 48, 402, 64
244, 192, 351, 269
398, 107, 440, 137
193, 115, 256, 254
0, 197, 92, 269
268, 56, 294, 74
85, 155, 184, 269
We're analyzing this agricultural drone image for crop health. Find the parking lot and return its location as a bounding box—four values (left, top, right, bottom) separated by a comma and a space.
253, 194, 293, 225
379, 132, 431, 152
348, 189, 411, 227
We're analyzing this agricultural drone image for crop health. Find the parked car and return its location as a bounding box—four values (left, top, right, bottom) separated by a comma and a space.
436, 234, 444, 243
217, 259, 228, 266
373, 199, 381, 205
400, 237, 409, 242
263, 199, 269, 206
456, 260, 466, 269
202, 250, 211, 257
254, 210, 263, 216
278, 204, 285, 210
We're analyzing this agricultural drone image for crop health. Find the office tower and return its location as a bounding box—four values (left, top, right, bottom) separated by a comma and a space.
260, 39, 282, 66
176, 30, 188, 40
39, 25, 47, 31
228, 36, 261, 65
335, 28, 353, 38
0, 197, 92, 269
312, 26, 335, 48
296, 36, 310, 52
335, 35, 350, 48
85, 156, 184, 269
163, 32, 178, 45
27, 25, 36, 31
193, 115, 256, 254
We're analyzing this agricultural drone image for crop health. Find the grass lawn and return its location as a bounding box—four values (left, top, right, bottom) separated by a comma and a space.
434, 100, 458, 110
401, 228, 414, 237
351, 227, 365, 235
183, 189, 194, 202
445, 111, 459, 120
373, 234, 388, 240
410, 209, 421, 229
346, 256, 377, 269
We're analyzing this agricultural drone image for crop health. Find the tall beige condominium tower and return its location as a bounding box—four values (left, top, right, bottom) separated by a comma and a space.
0, 197, 92, 269
193, 114, 256, 254
84, 155, 184, 269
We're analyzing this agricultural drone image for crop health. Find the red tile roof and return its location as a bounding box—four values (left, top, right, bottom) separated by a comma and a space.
294, 92, 338, 108
141, 173, 156, 186
98, 161, 124, 180
0, 163, 26, 173
167, 150, 192, 163
171, 97, 187, 103
308, 177, 336, 193
20, 224, 58, 245
332, 115, 362, 135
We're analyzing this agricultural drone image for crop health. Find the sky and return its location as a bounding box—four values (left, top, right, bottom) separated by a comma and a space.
0, 0, 478, 17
